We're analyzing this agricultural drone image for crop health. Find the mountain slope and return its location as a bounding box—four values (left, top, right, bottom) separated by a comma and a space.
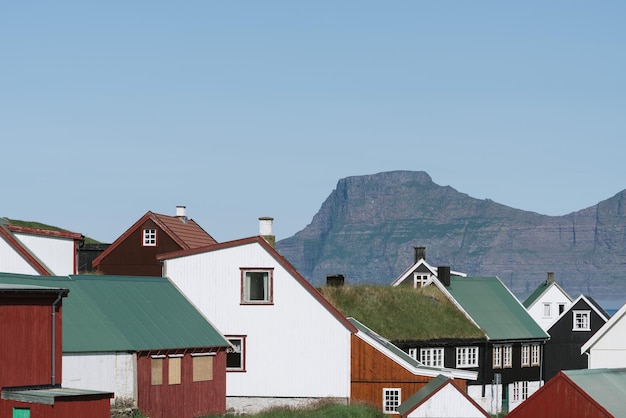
276, 171, 626, 302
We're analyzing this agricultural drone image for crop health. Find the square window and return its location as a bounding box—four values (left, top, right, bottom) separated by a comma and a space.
226, 336, 246, 371
143, 228, 157, 246
192, 354, 214, 382
151, 356, 164, 385
241, 269, 273, 304
420, 347, 444, 367
456, 346, 478, 368
383, 388, 401, 414
573, 311, 591, 331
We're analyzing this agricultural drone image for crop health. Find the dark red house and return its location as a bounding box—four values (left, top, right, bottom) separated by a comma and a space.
92, 206, 217, 276
0, 283, 112, 418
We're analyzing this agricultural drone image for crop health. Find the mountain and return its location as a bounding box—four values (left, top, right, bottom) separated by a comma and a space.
276, 171, 626, 304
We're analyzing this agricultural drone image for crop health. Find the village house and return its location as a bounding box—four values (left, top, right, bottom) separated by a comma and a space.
0, 282, 113, 418
581, 301, 626, 369
523, 272, 573, 331
0, 273, 230, 418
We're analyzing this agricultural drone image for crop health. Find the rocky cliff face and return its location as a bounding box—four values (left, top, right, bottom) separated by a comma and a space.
276, 171, 626, 303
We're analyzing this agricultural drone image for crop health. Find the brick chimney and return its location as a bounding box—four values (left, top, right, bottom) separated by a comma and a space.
438, 266, 451, 287
414, 246, 426, 263
259, 217, 275, 248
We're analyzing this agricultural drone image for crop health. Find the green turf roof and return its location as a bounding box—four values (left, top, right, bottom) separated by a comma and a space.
0, 273, 229, 352
564, 368, 626, 417
445, 276, 549, 341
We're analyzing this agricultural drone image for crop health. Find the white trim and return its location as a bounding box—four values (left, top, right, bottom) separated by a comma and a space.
190, 352, 216, 357
382, 387, 401, 414
572, 310, 591, 331
150, 354, 166, 359
582, 302, 626, 354
391, 259, 467, 287
525, 281, 573, 311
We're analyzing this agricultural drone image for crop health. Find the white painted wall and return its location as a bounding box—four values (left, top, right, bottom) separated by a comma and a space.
164, 241, 352, 399
14, 233, 76, 275
587, 316, 626, 368
467, 380, 542, 415
0, 238, 40, 274
406, 383, 486, 417
63, 352, 137, 402
527, 285, 571, 330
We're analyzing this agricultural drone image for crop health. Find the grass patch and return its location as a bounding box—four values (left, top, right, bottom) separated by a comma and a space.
204, 402, 384, 417
319, 284, 486, 341
4, 218, 100, 244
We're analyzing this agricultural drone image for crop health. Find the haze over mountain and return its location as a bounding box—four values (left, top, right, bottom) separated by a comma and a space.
276, 171, 626, 306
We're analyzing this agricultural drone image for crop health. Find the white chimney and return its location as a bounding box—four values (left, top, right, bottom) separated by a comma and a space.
176, 206, 187, 222
259, 217, 275, 247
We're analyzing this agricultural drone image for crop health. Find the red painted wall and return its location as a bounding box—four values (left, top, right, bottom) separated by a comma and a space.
137, 350, 227, 418
0, 294, 63, 387
0, 397, 111, 418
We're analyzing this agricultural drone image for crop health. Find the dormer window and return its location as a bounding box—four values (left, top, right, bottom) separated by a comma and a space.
143, 228, 157, 246
413, 273, 429, 288
241, 269, 273, 304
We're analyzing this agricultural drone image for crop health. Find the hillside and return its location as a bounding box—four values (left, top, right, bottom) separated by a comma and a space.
276, 171, 626, 303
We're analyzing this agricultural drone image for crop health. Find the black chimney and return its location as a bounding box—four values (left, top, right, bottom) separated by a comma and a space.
438, 266, 451, 287
414, 246, 426, 263
326, 274, 345, 287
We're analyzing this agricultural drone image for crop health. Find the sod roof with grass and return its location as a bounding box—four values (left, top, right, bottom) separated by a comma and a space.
318, 284, 486, 342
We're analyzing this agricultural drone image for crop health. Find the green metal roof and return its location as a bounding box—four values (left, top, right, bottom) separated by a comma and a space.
2, 387, 113, 405
445, 276, 549, 341
522, 280, 550, 308
0, 273, 229, 352
396, 374, 448, 416
564, 368, 626, 416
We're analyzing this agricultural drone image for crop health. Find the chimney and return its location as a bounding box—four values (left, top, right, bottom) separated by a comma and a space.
176, 206, 188, 223
259, 217, 275, 248
438, 266, 451, 287
326, 274, 345, 287
547, 272, 554, 284
414, 246, 426, 263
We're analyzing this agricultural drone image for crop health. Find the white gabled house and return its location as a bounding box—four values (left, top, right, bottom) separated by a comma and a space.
581, 302, 626, 369
523, 272, 573, 331
158, 218, 357, 414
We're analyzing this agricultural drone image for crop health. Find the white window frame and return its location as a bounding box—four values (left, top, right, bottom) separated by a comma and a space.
420, 347, 444, 367
522, 380, 529, 400
543, 302, 551, 318
493, 345, 502, 368
573, 310, 591, 331
382, 388, 401, 414
413, 273, 430, 288
503, 345, 512, 368
408, 348, 418, 361
512, 381, 520, 401
240, 269, 273, 304
456, 346, 478, 368
521, 345, 530, 367
143, 228, 157, 246
226, 336, 246, 372
531, 344, 541, 366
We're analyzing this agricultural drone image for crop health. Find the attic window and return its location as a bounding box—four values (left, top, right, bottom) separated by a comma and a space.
143, 228, 157, 246
573, 310, 591, 331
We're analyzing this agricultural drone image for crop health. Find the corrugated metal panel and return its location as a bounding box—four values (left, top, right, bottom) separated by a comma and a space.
565, 368, 626, 416
2, 387, 113, 405
447, 277, 549, 340
0, 273, 230, 352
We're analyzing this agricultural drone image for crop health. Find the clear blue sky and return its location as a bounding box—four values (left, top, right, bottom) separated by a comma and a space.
2, 2, 625, 244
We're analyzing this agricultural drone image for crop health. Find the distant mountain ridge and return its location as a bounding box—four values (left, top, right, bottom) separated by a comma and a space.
276, 171, 626, 304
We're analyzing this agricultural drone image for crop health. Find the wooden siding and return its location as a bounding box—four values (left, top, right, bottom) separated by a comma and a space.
14, 233, 78, 275
137, 351, 227, 418
350, 335, 467, 411
62, 352, 136, 400
0, 397, 112, 418
0, 295, 63, 386
0, 237, 41, 275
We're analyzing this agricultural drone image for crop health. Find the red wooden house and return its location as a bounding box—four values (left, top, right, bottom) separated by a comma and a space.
0, 283, 112, 418
92, 206, 217, 276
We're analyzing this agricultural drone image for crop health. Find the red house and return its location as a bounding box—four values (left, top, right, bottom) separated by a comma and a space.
92, 206, 217, 276
0, 283, 112, 418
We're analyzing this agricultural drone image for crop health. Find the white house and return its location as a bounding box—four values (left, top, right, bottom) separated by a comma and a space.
158, 218, 357, 414
523, 272, 573, 331
0, 218, 83, 275
581, 302, 626, 369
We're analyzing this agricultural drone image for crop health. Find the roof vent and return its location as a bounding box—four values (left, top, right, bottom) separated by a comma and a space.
259, 217, 275, 248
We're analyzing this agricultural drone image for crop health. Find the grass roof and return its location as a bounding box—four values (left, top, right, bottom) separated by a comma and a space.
318, 284, 486, 342
5, 218, 100, 244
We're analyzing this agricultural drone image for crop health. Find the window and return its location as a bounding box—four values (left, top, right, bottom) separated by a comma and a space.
192, 353, 214, 382
226, 336, 246, 371
522, 381, 528, 400
514, 381, 529, 401
531, 344, 541, 366
413, 273, 429, 288
558, 304, 566, 314
151, 355, 165, 385
143, 228, 157, 246
241, 269, 273, 304
503, 345, 512, 368
521, 345, 530, 367
456, 346, 478, 368
168, 355, 182, 385
382, 388, 401, 414
493, 346, 502, 368
543, 303, 551, 318
573, 311, 591, 331
420, 347, 444, 367
512, 382, 519, 401
408, 348, 418, 360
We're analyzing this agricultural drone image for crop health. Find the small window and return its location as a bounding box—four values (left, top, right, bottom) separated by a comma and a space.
456, 346, 478, 368
521, 345, 530, 367
558, 304, 566, 314
512, 382, 520, 401
151, 356, 164, 385
226, 336, 246, 371
168, 355, 182, 385
522, 381, 529, 400
531, 344, 541, 366
573, 311, 591, 331
413, 274, 429, 288
241, 269, 273, 304
143, 228, 157, 246
493, 345, 502, 368
543, 303, 551, 318
382, 388, 401, 414
13, 408, 30, 418
408, 348, 418, 360
192, 353, 214, 382
420, 347, 444, 367
503, 345, 512, 368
